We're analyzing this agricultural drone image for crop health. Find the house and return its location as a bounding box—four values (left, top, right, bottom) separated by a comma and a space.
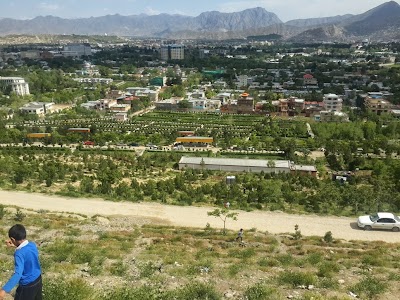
115, 113, 128, 122
109, 104, 130, 113
287, 97, 305, 114
303, 74, 318, 86
20, 102, 54, 115
154, 99, 181, 111
317, 111, 349, 122
97, 99, 117, 111
80, 101, 99, 110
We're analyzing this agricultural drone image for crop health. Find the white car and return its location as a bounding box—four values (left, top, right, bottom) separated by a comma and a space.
357, 212, 400, 232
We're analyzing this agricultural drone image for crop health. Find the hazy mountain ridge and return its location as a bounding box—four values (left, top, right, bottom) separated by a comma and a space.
285, 15, 353, 28
0, 1, 400, 41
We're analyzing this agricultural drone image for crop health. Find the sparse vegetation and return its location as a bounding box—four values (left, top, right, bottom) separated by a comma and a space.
0, 207, 397, 299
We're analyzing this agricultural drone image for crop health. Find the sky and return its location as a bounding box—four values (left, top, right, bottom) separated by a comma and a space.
2, 0, 399, 22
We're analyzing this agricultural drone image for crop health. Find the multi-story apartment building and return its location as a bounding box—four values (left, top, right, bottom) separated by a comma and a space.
0, 77, 30, 96
364, 96, 392, 115
323, 93, 343, 112
160, 44, 185, 60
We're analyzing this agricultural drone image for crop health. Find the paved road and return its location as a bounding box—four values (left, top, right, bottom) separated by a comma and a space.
1, 190, 399, 243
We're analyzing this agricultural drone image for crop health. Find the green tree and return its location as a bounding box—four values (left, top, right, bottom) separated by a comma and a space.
207, 208, 238, 235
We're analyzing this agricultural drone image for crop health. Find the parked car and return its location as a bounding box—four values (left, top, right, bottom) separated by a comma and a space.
357, 212, 400, 231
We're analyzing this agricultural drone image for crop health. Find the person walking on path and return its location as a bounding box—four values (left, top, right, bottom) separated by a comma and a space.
0, 224, 42, 300
235, 228, 244, 242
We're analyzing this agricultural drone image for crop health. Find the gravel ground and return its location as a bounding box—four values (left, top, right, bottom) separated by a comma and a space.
1, 190, 400, 243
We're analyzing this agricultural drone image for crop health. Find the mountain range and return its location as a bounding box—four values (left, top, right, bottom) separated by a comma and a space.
1, 1, 400, 42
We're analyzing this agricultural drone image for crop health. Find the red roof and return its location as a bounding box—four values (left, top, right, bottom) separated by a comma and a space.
303, 74, 314, 79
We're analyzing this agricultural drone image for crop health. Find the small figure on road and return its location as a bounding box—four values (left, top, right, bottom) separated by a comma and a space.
235, 228, 243, 242
224, 201, 230, 209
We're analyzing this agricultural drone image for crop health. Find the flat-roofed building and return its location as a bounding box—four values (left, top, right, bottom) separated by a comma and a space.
176, 137, 213, 144
323, 93, 343, 112
178, 156, 317, 176
364, 96, 392, 115
20, 102, 54, 115
179, 157, 292, 173
63, 43, 92, 57
0, 76, 30, 96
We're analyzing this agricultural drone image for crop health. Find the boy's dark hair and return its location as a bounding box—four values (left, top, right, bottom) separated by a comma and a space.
9, 224, 27, 241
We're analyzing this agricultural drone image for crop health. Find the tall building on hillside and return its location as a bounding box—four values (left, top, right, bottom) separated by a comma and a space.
323, 93, 343, 112
0, 77, 30, 96
160, 44, 185, 61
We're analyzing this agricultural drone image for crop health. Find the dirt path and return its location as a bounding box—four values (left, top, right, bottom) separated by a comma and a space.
1, 190, 400, 243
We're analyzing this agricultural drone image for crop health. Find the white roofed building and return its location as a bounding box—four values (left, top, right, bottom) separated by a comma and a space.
0, 77, 30, 96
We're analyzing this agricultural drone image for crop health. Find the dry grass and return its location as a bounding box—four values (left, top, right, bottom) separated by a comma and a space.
0, 207, 399, 299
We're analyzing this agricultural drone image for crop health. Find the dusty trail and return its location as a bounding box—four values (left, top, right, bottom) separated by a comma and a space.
1, 190, 399, 243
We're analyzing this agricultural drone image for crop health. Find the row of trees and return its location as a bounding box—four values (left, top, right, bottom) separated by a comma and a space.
0, 149, 399, 215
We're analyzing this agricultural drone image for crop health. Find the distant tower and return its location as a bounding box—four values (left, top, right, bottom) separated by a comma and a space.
160, 44, 185, 61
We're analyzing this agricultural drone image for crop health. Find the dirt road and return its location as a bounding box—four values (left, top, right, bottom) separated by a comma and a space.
1, 190, 399, 243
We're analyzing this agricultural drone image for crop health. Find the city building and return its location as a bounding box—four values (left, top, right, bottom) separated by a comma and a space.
364, 96, 392, 115
96, 99, 117, 111
160, 44, 185, 60
303, 74, 318, 86
20, 102, 54, 115
178, 157, 317, 177
237, 93, 254, 114
323, 93, 343, 112
235, 75, 253, 88
74, 78, 113, 84
0, 77, 30, 96
63, 43, 92, 57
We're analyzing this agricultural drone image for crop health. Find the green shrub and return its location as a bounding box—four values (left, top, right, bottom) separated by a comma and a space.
275, 254, 294, 266
100, 286, 163, 300
361, 255, 387, 267
14, 208, 25, 221
307, 253, 323, 265
317, 261, 341, 278
173, 282, 220, 300
352, 276, 388, 299
110, 260, 128, 276
46, 240, 75, 262
228, 248, 256, 260
278, 271, 317, 287
227, 263, 242, 277
71, 247, 95, 264
43, 278, 93, 300
243, 283, 281, 300
258, 257, 279, 267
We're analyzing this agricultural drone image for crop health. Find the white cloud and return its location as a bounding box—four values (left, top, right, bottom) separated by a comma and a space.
39, 2, 61, 11
144, 7, 161, 15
